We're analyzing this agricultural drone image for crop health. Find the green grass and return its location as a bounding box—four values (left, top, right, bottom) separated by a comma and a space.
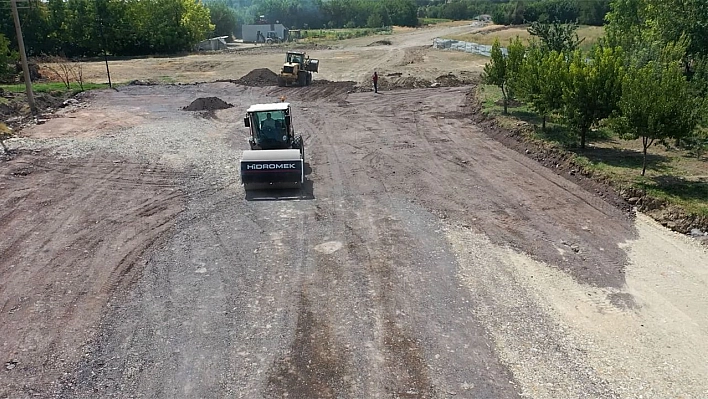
158, 75, 177, 84
0, 82, 109, 93
300, 27, 392, 42
477, 84, 708, 217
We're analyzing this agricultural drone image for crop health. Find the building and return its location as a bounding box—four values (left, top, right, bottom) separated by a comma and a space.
242, 24, 288, 43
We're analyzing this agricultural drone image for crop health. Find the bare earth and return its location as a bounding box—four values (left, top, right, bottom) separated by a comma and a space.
2, 23, 707, 399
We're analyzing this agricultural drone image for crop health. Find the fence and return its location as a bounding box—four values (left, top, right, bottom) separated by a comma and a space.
432, 38, 507, 57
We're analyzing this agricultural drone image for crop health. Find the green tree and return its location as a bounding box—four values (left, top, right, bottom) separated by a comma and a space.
0, 33, 16, 82
367, 13, 384, 28
518, 45, 568, 130
562, 46, 624, 149
208, 1, 238, 38
611, 55, 703, 175
527, 20, 583, 53
384, 0, 418, 27
579, 0, 611, 26
647, 0, 708, 61
606, 0, 708, 71
482, 37, 525, 115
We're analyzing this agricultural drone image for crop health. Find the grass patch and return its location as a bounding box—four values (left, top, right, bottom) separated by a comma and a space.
300, 27, 392, 43
642, 178, 708, 216
0, 82, 109, 93
477, 84, 708, 218
158, 75, 177, 84
446, 25, 604, 51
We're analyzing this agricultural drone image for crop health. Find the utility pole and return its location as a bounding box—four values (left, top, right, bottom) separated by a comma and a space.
10, 0, 37, 114
95, 1, 112, 89
99, 20, 112, 89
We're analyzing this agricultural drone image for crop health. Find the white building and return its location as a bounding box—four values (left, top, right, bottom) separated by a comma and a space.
241, 24, 288, 43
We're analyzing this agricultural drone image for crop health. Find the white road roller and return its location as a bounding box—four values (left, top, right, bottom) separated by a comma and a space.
240, 102, 305, 190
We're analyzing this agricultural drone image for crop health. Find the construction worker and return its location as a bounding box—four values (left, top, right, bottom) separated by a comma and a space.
372, 71, 379, 93
261, 113, 277, 134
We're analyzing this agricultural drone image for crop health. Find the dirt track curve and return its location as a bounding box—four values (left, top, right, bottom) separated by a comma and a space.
2, 23, 708, 399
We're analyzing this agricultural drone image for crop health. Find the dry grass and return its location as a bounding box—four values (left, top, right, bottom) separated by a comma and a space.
445, 25, 604, 51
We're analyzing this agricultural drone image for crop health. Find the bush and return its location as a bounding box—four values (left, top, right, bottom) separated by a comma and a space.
0, 34, 18, 83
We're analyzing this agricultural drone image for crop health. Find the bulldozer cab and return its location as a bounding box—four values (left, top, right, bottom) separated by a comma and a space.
286, 52, 304, 65
244, 103, 293, 150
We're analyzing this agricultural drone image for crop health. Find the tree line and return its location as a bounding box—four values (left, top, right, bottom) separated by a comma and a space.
0, 0, 419, 61
483, 0, 708, 175
420, 0, 611, 26
1, 0, 609, 62
213, 0, 419, 37
0, 0, 214, 58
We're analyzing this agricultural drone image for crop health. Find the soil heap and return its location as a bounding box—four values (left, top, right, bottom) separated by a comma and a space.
183, 97, 234, 111
236, 68, 279, 87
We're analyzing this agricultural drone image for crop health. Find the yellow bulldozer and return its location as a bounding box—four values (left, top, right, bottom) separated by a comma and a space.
277, 51, 319, 87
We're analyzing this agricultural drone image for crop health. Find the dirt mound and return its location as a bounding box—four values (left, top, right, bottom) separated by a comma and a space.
267, 79, 358, 100
367, 39, 392, 46
128, 79, 160, 86
183, 97, 233, 111
236, 68, 279, 87
434, 73, 477, 87
354, 73, 478, 92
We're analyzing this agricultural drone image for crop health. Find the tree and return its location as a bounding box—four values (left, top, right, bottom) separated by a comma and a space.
208, 1, 238, 38
482, 37, 525, 115
610, 55, 703, 175
367, 13, 384, 28
579, 0, 611, 26
646, 0, 708, 61
517, 45, 568, 130
527, 20, 583, 53
562, 46, 624, 149
0, 33, 16, 82
384, 0, 418, 27
606, 0, 708, 72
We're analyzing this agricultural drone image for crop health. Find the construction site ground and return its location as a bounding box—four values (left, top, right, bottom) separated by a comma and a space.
2, 22, 708, 399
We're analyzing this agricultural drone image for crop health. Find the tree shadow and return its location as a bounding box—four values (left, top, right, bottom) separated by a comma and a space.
534, 124, 577, 147
576, 147, 672, 173
535, 125, 615, 149
646, 176, 708, 204
508, 108, 544, 125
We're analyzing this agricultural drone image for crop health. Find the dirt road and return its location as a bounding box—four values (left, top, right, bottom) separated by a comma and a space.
2, 24, 708, 399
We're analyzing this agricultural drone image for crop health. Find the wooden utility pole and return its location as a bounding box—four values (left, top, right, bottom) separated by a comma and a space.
98, 19, 112, 88
10, 0, 37, 114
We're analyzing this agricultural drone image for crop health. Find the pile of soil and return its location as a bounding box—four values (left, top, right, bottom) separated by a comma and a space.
435, 73, 477, 87
354, 73, 478, 92
128, 79, 160, 86
236, 68, 279, 87
374, 76, 433, 91
367, 40, 392, 46
182, 97, 233, 111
